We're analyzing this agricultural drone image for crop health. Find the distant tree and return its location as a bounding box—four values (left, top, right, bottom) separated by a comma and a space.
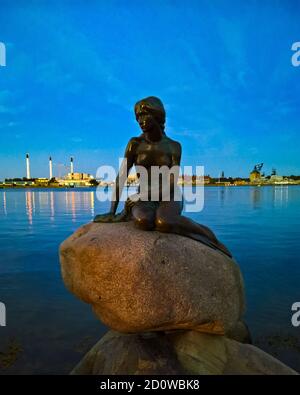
6, 178, 22, 182
89, 179, 99, 186
289, 175, 300, 180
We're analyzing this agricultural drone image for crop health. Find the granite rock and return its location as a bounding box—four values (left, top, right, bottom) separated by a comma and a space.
60, 222, 245, 334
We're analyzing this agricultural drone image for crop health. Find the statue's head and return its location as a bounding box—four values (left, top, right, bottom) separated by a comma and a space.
134, 96, 166, 134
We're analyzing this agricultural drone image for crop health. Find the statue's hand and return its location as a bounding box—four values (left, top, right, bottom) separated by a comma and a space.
93, 213, 115, 223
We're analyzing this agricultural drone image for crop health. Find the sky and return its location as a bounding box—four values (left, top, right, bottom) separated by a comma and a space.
0, 0, 299, 180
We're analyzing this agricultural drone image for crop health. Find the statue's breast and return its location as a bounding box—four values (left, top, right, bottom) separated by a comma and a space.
135, 144, 172, 168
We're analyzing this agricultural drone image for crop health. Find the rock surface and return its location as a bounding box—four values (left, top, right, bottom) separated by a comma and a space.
169, 331, 298, 375
71, 331, 184, 375
60, 222, 245, 334
72, 330, 298, 375
227, 320, 252, 344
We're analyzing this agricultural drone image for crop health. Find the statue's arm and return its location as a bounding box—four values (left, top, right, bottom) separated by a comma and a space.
94, 138, 138, 222
109, 138, 138, 215
171, 141, 182, 185
171, 141, 182, 166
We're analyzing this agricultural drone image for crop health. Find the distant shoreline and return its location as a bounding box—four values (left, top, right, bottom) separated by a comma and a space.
1, 183, 299, 190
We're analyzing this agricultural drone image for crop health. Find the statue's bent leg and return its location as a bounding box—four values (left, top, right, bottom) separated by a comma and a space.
155, 201, 232, 257
132, 201, 157, 231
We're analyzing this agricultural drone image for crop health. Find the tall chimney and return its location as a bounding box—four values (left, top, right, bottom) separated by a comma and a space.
70, 157, 74, 174
26, 153, 30, 179
49, 156, 53, 179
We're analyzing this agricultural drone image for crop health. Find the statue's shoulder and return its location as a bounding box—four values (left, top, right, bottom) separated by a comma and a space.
128, 135, 142, 143
125, 136, 142, 154
164, 136, 181, 151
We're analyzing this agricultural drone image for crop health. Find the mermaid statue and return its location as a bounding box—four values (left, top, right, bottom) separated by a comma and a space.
94, 96, 231, 257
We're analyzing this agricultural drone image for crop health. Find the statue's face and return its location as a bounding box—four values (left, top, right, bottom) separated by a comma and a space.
136, 104, 159, 133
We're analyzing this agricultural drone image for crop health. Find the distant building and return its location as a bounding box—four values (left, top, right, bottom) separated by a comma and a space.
66, 172, 93, 181
58, 172, 95, 187
250, 170, 261, 183
250, 163, 263, 183
127, 173, 139, 186
35, 178, 49, 185
177, 175, 192, 185
176, 175, 211, 185
234, 179, 249, 185
269, 174, 284, 183
3, 178, 35, 187
204, 175, 211, 184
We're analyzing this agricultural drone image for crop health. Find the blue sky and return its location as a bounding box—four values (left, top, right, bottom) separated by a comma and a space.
0, 0, 299, 179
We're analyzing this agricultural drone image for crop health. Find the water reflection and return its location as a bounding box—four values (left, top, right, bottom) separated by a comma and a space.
25, 190, 33, 225
50, 191, 54, 221
218, 187, 225, 206
32, 190, 36, 212
90, 190, 94, 217
3, 191, 7, 216
39, 191, 49, 209
21, 190, 96, 225
251, 187, 262, 209
71, 191, 76, 222
273, 186, 289, 207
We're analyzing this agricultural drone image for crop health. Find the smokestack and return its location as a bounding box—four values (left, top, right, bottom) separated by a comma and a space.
26, 153, 30, 179
49, 156, 53, 179
70, 157, 74, 174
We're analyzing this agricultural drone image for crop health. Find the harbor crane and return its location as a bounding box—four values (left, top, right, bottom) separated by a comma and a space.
253, 163, 264, 172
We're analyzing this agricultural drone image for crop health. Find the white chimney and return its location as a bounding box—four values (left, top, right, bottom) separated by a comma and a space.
26, 153, 30, 179
49, 156, 53, 179
70, 157, 74, 174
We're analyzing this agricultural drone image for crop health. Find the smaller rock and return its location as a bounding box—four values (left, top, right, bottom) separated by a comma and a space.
168, 331, 298, 375
227, 321, 252, 344
71, 331, 184, 375
71, 330, 298, 375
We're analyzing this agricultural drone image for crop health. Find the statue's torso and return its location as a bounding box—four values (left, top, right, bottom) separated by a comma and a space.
132, 135, 181, 200
135, 136, 175, 169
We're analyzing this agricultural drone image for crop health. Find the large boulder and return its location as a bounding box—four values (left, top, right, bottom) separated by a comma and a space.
60, 222, 245, 334
72, 330, 298, 375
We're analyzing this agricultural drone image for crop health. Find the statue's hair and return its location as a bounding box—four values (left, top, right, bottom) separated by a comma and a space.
134, 96, 166, 134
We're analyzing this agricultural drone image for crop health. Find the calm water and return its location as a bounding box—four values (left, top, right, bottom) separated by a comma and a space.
0, 186, 300, 374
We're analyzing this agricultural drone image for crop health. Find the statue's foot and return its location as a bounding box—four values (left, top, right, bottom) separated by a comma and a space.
216, 241, 232, 258
93, 210, 129, 223
93, 213, 115, 223
184, 232, 232, 258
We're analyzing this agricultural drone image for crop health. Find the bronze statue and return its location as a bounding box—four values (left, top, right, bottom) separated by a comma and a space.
94, 96, 231, 257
